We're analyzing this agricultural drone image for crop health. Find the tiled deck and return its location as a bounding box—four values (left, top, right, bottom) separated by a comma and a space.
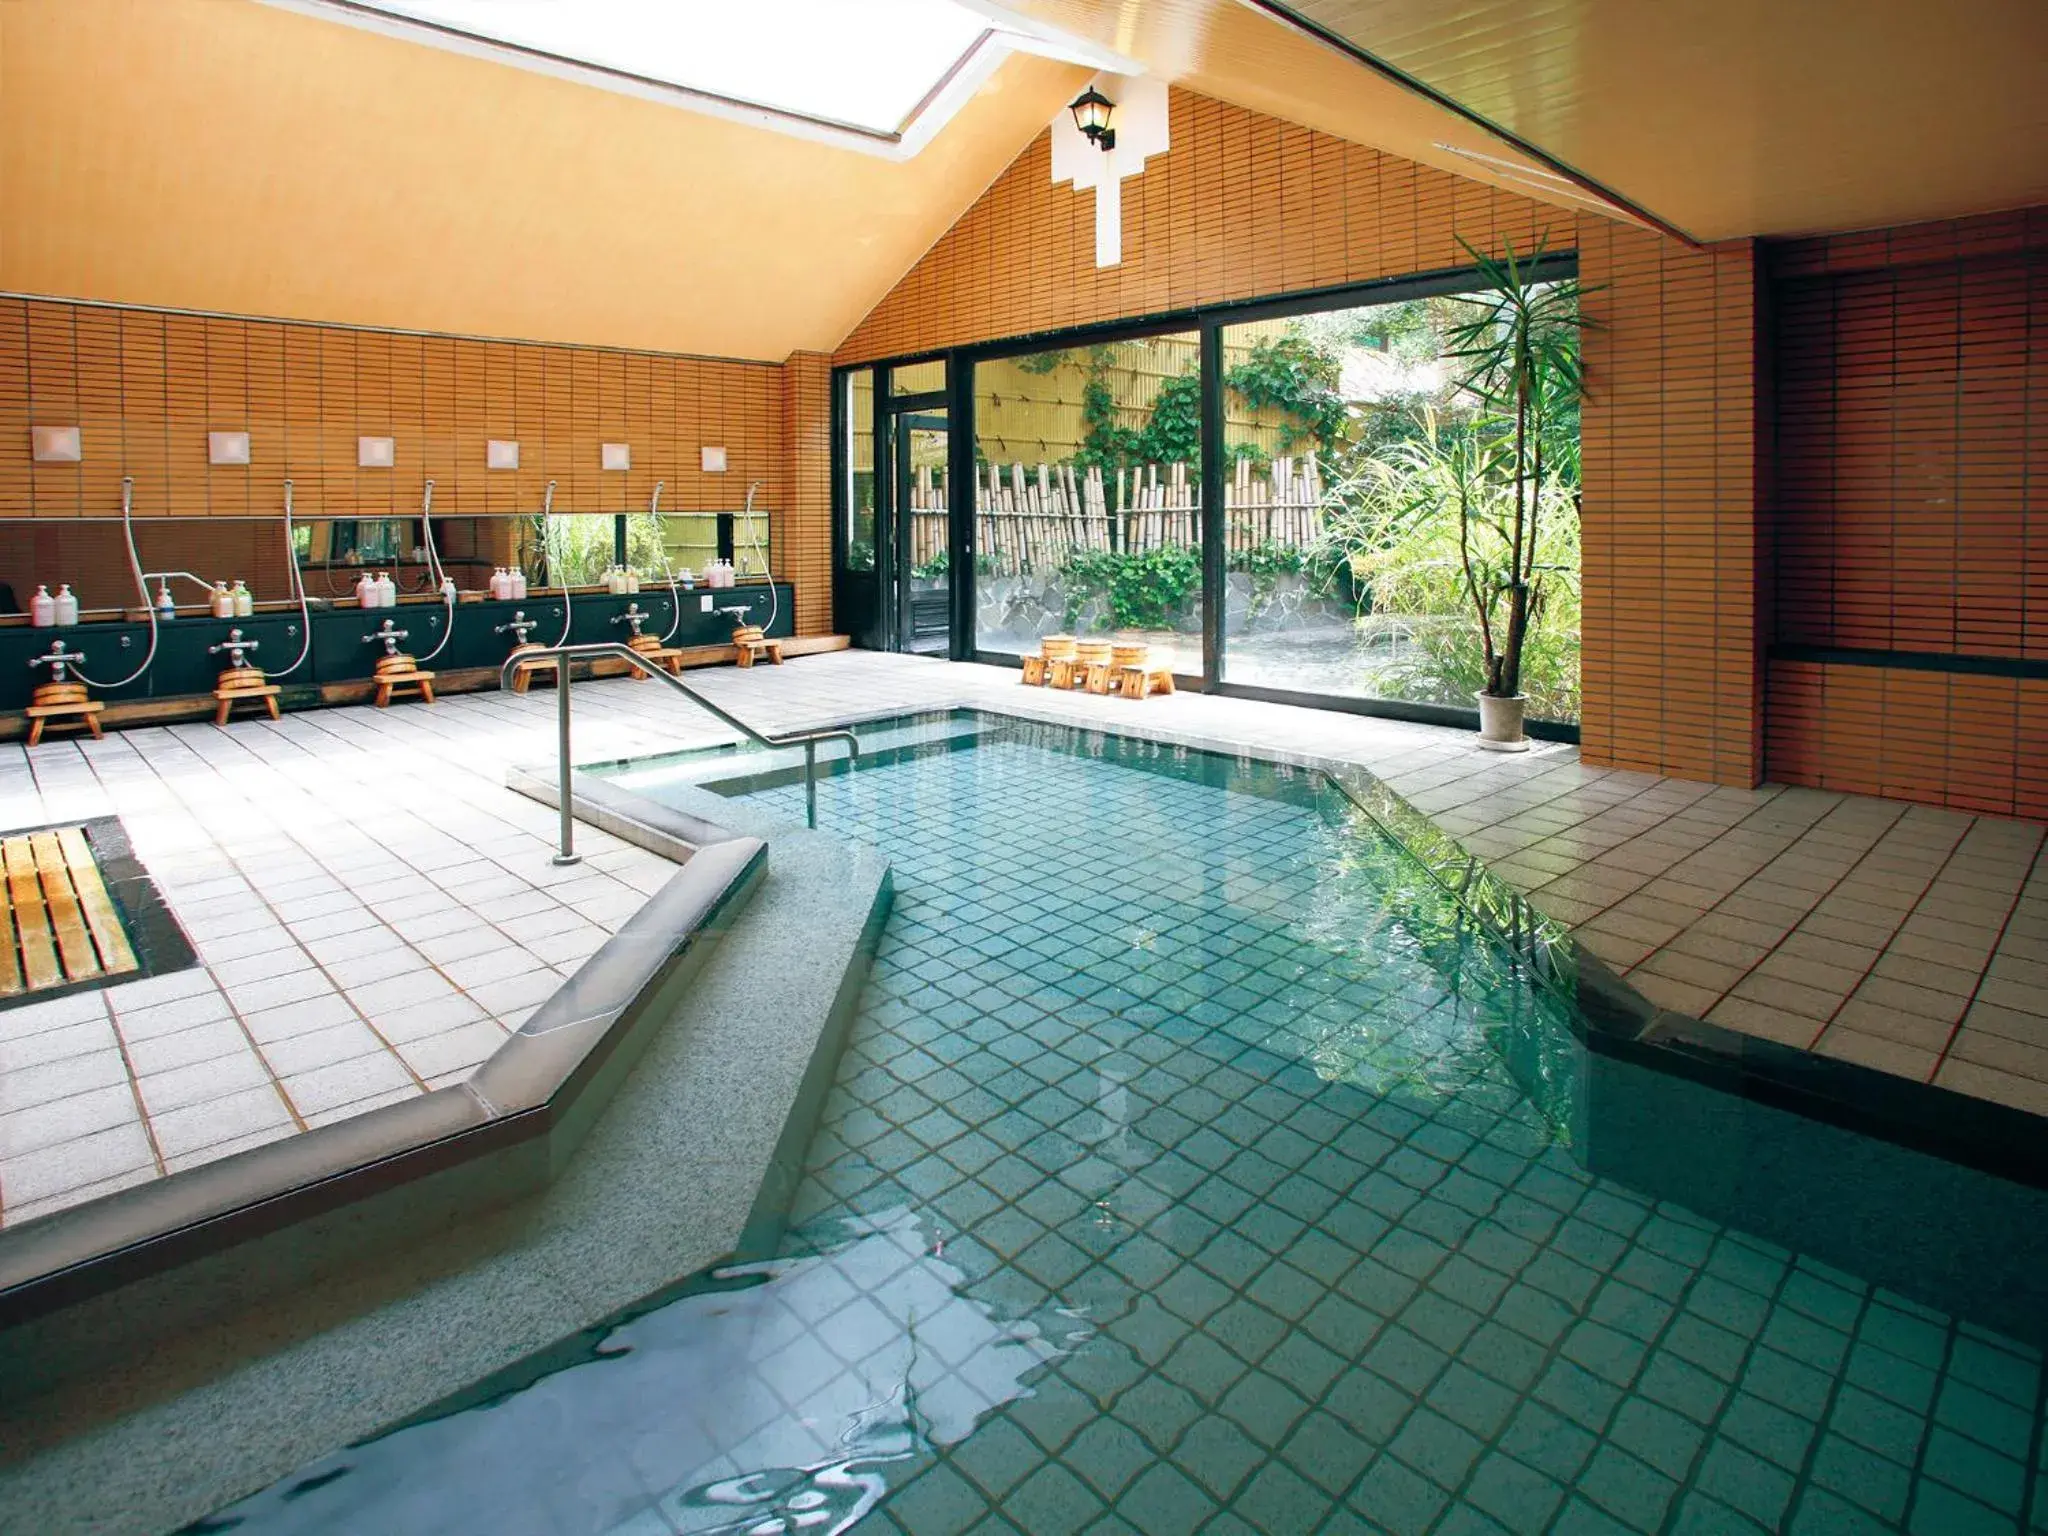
2, 650, 2045, 1230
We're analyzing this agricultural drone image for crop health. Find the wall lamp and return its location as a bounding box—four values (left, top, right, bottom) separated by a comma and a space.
1069, 86, 1116, 152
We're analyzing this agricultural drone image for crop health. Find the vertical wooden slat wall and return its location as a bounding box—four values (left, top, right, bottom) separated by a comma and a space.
834, 86, 1765, 787
779, 352, 834, 639
1576, 225, 1764, 786
834, 89, 1570, 364
0, 301, 841, 632
1765, 210, 2048, 817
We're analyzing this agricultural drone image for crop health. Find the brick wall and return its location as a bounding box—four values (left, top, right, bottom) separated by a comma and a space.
835, 87, 1765, 787
1577, 226, 1764, 785
0, 297, 837, 630
779, 352, 833, 638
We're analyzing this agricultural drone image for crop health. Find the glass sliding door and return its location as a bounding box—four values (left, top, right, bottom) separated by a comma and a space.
1217, 293, 1582, 724
971, 332, 1203, 677
893, 410, 951, 654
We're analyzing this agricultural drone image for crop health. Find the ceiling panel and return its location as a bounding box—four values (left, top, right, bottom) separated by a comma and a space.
1279, 0, 2048, 239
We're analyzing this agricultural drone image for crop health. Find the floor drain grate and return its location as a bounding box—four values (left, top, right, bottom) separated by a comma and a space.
2, 824, 140, 998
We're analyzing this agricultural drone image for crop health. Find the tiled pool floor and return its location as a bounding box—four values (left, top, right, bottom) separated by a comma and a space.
210, 718, 2047, 1535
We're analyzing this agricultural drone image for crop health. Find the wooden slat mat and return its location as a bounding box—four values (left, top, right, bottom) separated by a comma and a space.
0, 826, 138, 998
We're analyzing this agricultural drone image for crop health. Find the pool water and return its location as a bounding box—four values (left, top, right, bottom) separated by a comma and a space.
199, 715, 2045, 1535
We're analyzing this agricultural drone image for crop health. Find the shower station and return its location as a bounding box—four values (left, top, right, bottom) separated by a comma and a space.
3, 471, 796, 744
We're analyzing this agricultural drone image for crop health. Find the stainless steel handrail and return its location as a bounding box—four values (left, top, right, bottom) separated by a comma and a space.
499, 641, 859, 861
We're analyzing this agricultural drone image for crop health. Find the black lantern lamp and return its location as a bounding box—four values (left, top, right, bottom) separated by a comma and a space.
1069, 85, 1116, 152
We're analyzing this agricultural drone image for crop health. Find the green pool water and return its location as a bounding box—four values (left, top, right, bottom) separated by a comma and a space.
196, 712, 2047, 1536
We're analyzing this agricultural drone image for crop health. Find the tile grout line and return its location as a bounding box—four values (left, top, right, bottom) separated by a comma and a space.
1928, 828, 2048, 1080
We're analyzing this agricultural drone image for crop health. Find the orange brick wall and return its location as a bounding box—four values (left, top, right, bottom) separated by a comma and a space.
1577, 227, 1764, 785
779, 352, 833, 638
837, 90, 1571, 363
1764, 210, 2048, 815
0, 295, 837, 629
835, 87, 1764, 786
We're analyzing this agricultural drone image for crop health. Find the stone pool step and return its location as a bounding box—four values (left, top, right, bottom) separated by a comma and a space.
0, 807, 890, 1535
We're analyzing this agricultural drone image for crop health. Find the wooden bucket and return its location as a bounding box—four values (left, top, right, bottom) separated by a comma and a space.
1041, 634, 1077, 661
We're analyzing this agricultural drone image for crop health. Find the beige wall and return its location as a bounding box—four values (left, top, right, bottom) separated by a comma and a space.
0, 0, 1082, 361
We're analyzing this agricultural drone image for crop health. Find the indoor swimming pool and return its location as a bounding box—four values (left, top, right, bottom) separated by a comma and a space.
195, 714, 2048, 1536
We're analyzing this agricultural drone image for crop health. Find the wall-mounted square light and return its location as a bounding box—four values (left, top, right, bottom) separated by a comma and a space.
358, 435, 396, 469
31, 426, 82, 463
601, 442, 631, 472
487, 439, 520, 470
701, 445, 728, 473
208, 431, 251, 466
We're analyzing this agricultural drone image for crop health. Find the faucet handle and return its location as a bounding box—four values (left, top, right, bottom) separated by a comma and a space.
208, 628, 260, 666
495, 610, 540, 642
29, 639, 82, 681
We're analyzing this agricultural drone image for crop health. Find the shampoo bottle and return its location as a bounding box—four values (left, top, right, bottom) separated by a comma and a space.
511, 568, 528, 601
30, 585, 54, 627
54, 584, 79, 626
356, 571, 377, 609
211, 582, 234, 618
157, 582, 177, 620
232, 580, 253, 618
378, 571, 397, 607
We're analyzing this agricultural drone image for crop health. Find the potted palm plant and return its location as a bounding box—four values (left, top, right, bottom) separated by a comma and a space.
1445, 237, 1590, 751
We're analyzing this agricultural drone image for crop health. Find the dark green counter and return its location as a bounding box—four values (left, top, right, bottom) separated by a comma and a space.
0, 582, 795, 713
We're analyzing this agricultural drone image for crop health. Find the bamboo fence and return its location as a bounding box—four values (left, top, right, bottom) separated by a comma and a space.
909, 457, 1325, 576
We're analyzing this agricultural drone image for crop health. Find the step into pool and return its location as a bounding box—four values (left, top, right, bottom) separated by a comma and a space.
196, 713, 2047, 1536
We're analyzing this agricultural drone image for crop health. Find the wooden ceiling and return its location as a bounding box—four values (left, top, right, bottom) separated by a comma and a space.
5, 0, 2038, 367
0, 0, 1090, 360
1012, 0, 2048, 242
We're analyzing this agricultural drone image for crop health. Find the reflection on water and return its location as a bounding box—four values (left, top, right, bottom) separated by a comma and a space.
191, 1210, 1088, 1536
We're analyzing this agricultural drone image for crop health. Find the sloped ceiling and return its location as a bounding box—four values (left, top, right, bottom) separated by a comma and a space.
1223, 0, 2048, 240
0, 0, 1089, 360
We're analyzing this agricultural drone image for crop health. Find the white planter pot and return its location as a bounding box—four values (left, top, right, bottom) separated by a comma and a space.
1475, 692, 1532, 752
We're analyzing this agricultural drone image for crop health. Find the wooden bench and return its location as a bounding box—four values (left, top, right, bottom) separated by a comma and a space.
1118, 664, 1176, 699
731, 625, 784, 668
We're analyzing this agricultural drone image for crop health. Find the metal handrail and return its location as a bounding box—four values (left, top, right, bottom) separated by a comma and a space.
499, 641, 859, 861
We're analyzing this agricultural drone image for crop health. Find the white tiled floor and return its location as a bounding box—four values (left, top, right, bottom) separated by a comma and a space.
4, 649, 2046, 1231
0, 691, 713, 1227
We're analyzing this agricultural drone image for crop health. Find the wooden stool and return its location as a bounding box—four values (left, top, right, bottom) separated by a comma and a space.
212, 666, 281, 725
1071, 640, 1113, 692
1026, 635, 1076, 687
1118, 665, 1176, 699
734, 637, 784, 668
372, 655, 435, 707
624, 633, 684, 679
25, 683, 103, 747
506, 644, 556, 695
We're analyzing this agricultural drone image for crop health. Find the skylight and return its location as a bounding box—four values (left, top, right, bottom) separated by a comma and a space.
333, 0, 1035, 137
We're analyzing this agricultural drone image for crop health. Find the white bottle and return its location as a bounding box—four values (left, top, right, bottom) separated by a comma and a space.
211, 581, 233, 618
54, 584, 79, 626
29, 584, 54, 627
441, 575, 459, 604
157, 581, 177, 620
625, 569, 640, 594
377, 571, 397, 607
232, 580, 252, 618
511, 568, 528, 601
356, 571, 377, 609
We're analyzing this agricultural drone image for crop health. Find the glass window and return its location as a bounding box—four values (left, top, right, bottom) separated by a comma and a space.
973, 334, 1203, 678
1219, 293, 1582, 724
844, 369, 876, 572
351, 0, 995, 136
889, 358, 947, 397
